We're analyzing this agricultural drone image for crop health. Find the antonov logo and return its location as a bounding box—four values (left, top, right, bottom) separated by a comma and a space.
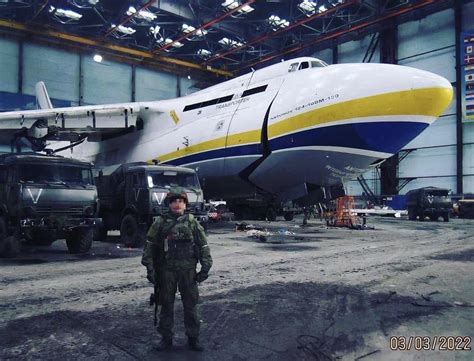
27, 188, 43, 204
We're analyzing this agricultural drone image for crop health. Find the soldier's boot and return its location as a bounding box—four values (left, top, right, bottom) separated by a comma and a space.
188, 337, 204, 352
156, 337, 173, 351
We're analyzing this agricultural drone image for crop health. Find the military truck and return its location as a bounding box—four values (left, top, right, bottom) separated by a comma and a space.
95, 162, 208, 247
0, 153, 101, 256
406, 187, 451, 222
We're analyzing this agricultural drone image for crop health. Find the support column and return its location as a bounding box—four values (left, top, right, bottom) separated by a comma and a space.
18, 41, 23, 94
379, 25, 399, 195
131, 65, 136, 102
455, 0, 463, 194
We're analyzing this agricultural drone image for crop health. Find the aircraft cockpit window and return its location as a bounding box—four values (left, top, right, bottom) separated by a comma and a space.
311, 60, 328, 68
288, 63, 299, 72
299, 62, 309, 70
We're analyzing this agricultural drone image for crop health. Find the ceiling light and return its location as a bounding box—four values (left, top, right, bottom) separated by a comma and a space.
126, 6, 157, 22
88, 0, 99, 5
239, 5, 254, 14
268, 15, 290, 30
49, 6, 83, 20
182, 24, 196, 34
222, 0, 239, 10
187, 75, 191, 80
149, 25, 161, 38
111, 24, 136, 35
318, 5, 327, 12
197, 48, 212, 58
93, 54, 102, 63
298, 1, 317, 15
218, 37, 244, 48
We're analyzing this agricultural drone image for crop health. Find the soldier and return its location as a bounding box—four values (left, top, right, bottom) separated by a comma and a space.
142, 188, 213, 352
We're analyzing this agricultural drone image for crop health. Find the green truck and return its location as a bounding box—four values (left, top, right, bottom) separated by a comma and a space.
95, 162, 208, 247
0, 153, 101, 256
406, 187, 451, 222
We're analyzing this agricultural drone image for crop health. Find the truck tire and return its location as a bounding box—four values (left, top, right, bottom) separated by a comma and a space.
3, 236, 21, 257
408, 209, 416, 220
66, 228, 93, 254
120, 214, 141, 247
418, 210, 425, 221
284, 212, 294, 221
443, 212, 450, 222
265, 208, 277, 222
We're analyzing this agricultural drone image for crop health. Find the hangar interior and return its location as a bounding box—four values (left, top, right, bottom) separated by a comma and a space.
0, 0, 473, 197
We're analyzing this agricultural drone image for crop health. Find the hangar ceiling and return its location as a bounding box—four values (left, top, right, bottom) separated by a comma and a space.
0, 0, 457, 81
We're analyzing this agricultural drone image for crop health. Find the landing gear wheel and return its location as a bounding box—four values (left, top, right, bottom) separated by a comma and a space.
66, 228, 93, 254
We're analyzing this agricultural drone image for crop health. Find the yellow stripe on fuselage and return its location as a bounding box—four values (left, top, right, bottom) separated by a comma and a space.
267, 87, 452, 139
155, 87, 452, 163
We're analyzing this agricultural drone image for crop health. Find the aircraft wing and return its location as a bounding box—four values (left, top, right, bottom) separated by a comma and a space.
0, 103, 149, 143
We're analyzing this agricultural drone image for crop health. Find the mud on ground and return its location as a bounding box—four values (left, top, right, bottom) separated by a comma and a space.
1, 216, 473, 360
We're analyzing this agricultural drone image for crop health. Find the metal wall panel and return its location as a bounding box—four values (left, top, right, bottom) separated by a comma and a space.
396, 8, 458, 193
338, 33, 380, 63
135, 67, 177, 101
463, 143, 474, 181
398, 9, 455, 81
462, 1, 474, 28
0, 38, 18, 93
311, 48, 333, 64
400, 176, 456, 194
82, 57, 131, 104
23, 43, 79, 102
399, 146, 456, 178
180, 76, 198, 96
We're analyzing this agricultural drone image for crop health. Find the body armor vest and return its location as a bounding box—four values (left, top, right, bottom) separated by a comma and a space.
163, 218, 196, 260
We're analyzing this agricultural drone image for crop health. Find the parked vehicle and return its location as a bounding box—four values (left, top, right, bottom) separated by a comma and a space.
0, 153, 101, 256
406, 187, 451, 222
95, 162, 207, 247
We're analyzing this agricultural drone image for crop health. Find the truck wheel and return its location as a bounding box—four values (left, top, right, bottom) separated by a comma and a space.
265, 208, 277, 222
408, 209, 416, 220
66, 228, 93, 254
120, 214, 141, 247
284, 212, 294, 221
443, 212, 450, 222
418, 211, 425, 221
3, 236, 21, 257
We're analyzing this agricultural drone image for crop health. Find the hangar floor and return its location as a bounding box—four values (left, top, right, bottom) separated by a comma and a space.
1, 216, 473, 360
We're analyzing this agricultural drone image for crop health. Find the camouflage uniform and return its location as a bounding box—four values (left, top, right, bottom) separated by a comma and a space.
142, 212, 212, 340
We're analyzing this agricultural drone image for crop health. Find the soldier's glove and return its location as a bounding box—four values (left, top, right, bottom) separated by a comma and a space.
146, 270, 155, 285
195, 271, 209, 283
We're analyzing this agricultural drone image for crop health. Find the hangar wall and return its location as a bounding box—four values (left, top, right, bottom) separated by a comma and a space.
0, 38, 194, 109
313, 3, 473, 196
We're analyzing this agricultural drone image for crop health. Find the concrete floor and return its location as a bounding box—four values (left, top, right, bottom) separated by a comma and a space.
0, 215, 473, 360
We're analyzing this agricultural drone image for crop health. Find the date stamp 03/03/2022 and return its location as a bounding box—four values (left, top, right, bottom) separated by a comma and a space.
389, 336, 471, 351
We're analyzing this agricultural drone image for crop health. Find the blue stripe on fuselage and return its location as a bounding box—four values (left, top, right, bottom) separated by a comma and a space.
166, 121, 428, 166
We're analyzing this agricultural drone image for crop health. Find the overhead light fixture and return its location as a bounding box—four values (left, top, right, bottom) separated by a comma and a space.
49, 6, 83, 21
93, 54, 103, 63
149, 25, 161, 38
298, 1, 317, 16
88, 0, 99, 5
111, 24, 136, 35
182, 24, 207, 37
187, 75, 191, 80
197, 48, 212, 58
218, 37, 244, 48
126, 6, 157, 22
318, 5, 328, 12
268, 15, 290, 30
222, 0, 254, 14
221, 0, 239, 10
160, 38, 183, 48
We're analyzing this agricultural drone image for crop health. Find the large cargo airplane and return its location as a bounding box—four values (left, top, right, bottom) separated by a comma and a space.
0, 57, 453, 207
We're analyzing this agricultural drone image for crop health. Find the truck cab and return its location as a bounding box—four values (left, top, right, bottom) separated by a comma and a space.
96, 162, 207, 247
406, 187, 451, 222
0, 153, 101, 256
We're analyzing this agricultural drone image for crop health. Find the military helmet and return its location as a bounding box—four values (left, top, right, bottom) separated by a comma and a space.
165, 187, 188, 205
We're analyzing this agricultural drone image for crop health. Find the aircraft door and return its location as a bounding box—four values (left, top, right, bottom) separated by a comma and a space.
223, 78, 285, 177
